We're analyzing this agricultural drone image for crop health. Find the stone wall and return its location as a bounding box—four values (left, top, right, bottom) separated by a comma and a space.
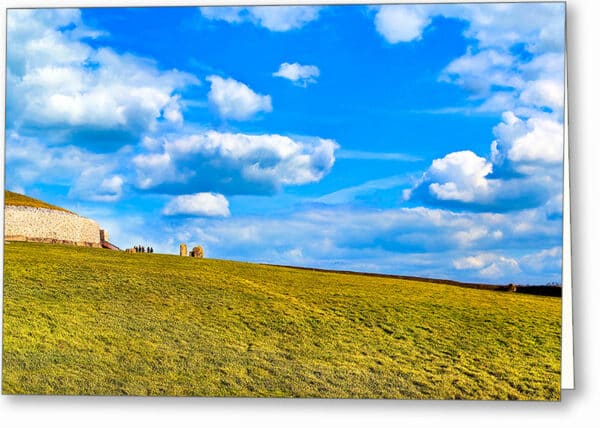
4, 205, 101, 247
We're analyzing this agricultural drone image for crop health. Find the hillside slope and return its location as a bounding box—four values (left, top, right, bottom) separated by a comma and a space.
2, 242, 561, 399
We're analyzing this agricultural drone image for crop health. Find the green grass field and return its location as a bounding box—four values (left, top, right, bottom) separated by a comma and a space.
2, 242, 561, 399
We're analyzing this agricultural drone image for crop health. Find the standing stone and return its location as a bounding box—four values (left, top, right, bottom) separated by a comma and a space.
180, 243, 187, 257
191, 246, 204, 258
99, 229, 109, 242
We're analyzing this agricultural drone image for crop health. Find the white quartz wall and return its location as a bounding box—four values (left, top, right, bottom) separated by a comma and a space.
4, 205, 101, 245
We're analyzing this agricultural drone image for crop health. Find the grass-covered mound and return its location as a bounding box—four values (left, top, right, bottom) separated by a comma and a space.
4, 190, 73, 214
2, 242, 561, 399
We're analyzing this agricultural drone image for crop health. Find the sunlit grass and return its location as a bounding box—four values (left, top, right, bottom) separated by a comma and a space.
2, 242, 561, 399
4, 190, 72, 213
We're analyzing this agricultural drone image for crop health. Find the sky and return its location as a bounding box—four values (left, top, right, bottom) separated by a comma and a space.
4, 3, 566, 284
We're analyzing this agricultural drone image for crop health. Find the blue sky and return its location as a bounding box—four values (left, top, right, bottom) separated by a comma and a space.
5, 4, 565, 284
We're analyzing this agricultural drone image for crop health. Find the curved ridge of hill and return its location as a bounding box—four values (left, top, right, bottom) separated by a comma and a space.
4, 190, 74, 214
4, 190, 102, 247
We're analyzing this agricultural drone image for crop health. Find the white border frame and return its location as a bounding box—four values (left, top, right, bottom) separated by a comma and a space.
1, 2, 591, 426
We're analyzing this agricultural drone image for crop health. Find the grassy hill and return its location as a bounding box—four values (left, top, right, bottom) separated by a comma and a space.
2, 242, 561, 399
4, 190, 73, 213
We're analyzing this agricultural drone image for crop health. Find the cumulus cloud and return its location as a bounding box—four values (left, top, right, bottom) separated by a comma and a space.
198, 6, 246, 24
374, 5, 432, 43
249, 6, 321, 32
161, 204, 561, 283
5, 131, 126, 202
200, 6, 321, 32
373, 3, 564, 54
163, 193, 230, 217
404, 120, 562, 212
474, 92, 518, 113
492, 111, 564, 167
444, 5, 564, 114
519, 79, 564, 112
453, 3, 565, 54
426, 151, 494, 203
442, 58, 563, 116
519, 52, 564, 83
453, 253, 521, 278
454, 246, 563, 281
69, 168, 124, 202
373, 3, 565, 118
133, 131, 338, 195
453, 226, 491, 248
6, 9, 198, 148
273, 62, 320, 87
207, 75, 272, 120
6, 132, 90, 187
398, 3, 565, 214
440, 48, 522, 97
520, 247, 562, 274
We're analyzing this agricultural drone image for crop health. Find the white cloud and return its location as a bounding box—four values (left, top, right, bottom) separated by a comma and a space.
163, 95, 185, 125
492, 111, 563, 166
425, 151, 494, 203
69, 168, 124, 202
474, 92, 517, 113
317, 176, 408, 205
374, 3, 564, 54
163, 193, 230, 217
403, 12, 565, 215
133, 131, 338, 194
5, 131, 126, 203
520, 247, 562, 273
453, 254, 488, 270
7, 9, 91, 76
519, 79, 564, 111
7, 10, 198, 143
200, 6, 321, 32
199, 6, 245, 24
373, 4, 565, 119
163, 204, 560, 283
453, 227, 489, 248
207, 75, 272, 120
455, 246, 563, 281
6, 132, 97, 185
375, 6, 565, 215
453, 3, 565, 54
273, 62, 320, 87
453, 253, 520, 278
284, 247, 304, 262
405, 127, 563, 211
249, 6, 321, 32
374, 5, 432, 43
519, 52, 564, 82
440, 48, 522, 97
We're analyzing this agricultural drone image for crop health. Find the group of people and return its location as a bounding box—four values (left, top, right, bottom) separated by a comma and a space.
135, 245, 154, 253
